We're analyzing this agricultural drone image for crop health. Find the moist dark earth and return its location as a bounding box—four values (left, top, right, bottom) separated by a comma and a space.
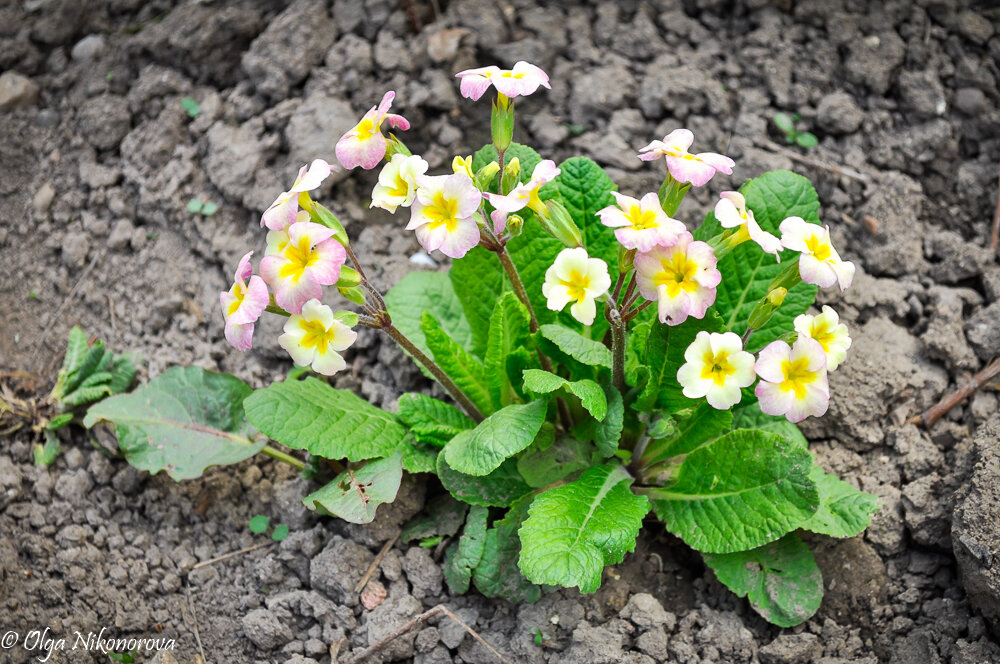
2, 0, 1000, 662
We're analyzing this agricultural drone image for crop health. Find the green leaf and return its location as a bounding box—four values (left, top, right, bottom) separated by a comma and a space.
244, 377, 406, 461
399, 437, 439, 474
437, 454, 532, 507
108, 353, 138, 395
731, 399, 808, 448
186, 198, 203, 213
46, 413, 73, 430
249, 515, 270, 533
646, 429, 819, 553
636, 312, 723, 412
401, 494, 469, 543
540, 157, 619, 270
443, 400, 548, 476
703, 533, 823, 627
443, 505, 489, 594
303, 451, 403, 524
485, 293, 533, 407
795, 132, 818, 149
180, 96, 201, 118
201, 200, 219, 216
34, 431, 61, 467
397, 393, 475, 447
641, 403, 732, 464
522, 369, 607, 421
625, 321, 651, 388
65, 341, 108, 397
472, 497, 542, 602
538, 324, 612, 369
517, 435, 595, 488
773, 112, 796, 134
519, 464, 649, 593
448, 247, 507, 357
54, 326, 89, 399
384, 271, 475, 357
83, 367, 263, 481
421, 312, 495, 415
78, 370, 113, 389
801, 466, 880, 538
591, 385, 624, 458
694, 171, 820, 351
271, 524, 289, 541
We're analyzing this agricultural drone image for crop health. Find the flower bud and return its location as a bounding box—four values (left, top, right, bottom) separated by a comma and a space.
618, 245, 636, 273
309, 202, 349, 246
338, 285, 366, 305
336, 266, 362, 289
501, 157, 521, 193
452, 155, 474, 178
475, 161, 500, 190
767, 287, 788, 307
333, 310, 359, 327
386, 133, 412, 159
506, 214, 524, 237
491, 94, 514, 152
537, 199, 582, 248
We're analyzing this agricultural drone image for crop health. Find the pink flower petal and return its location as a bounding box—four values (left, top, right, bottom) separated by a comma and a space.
225, 320, 254, 351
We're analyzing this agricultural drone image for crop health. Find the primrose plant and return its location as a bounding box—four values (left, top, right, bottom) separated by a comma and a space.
91, 61, 878, 628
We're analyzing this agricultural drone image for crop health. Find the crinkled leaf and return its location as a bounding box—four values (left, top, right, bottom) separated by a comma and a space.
485, 293, 534, 408
472, 496, 541, 603
517, 435, 595, 488
422, 312, 495, 415
437, 454, 532, 507
586, 385, 624, 458
540, 157, 619, 271
399, 437, 439, 474
519, 464, 649, 593
244, 377, 405, 461
731, 399, 808, 449
522, 369, 607, 421
703, 533, 823, 628
646, 429, 819, 553
694, 170, 820, 351
636, 311, 723, 412
625, 321, 651, 389
108, 353, 138, 395
384, 271, 475, 357
303, 451, 403, 524
801, 465, 880, 538
397, 392, 475, 447
443, 400, 548, 476
443, 505, 489, 594
401, 494, 469, 543
538, 324, 612, 369
83, 367, 263, 481
62, 385, 113, 407
642, 404, 733, 464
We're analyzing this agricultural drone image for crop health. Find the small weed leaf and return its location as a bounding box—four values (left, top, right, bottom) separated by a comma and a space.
248, 515, 270, 533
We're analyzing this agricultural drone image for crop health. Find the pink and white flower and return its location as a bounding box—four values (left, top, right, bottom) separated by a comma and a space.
542, 247, 612, 326
260, 221, 346, 314
371, 153, 429, 213
779, 216, 855, 291
638, 129, 735, 187
755, 338, 830, 423
336, 91, 410, 170
598, 191, 687, 252
482, 159, 560, 216
676, 331, 756, 410
714, 191, 783, 259
278, 299, 357, 376
261, 159, 334, 230
455, 61, 550, 101
220, 251, 269, 351
406, 173, 483, 259
634, 232, 721, 326
794, 305, 851, 371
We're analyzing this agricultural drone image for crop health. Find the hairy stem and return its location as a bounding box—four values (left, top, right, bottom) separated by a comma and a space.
383, 323, 485, 422
261, 444, 305, 471
606, 300, 626, 392
493, 240, 540, 333
623, 299, 653, 323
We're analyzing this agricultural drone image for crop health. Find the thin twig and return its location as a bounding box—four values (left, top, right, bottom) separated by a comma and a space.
757, 138, 872, 183
345, 604, 509, 664
354, 534, 398, 593
989, 163, 1000, 253
184, 586, 209, 664
190, 541, 275, 570
911, 356, 1000, 428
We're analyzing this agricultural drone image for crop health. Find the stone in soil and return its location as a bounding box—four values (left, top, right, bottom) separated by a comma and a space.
0, 71, 40, 110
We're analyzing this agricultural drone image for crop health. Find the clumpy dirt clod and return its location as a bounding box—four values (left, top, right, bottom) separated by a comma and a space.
2, 0, 1000, 662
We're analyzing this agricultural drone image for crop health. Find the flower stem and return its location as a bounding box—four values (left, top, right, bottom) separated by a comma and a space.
261, 444, 305, 470
383, 323, 485, 422
605, 300, 626, 392
623, 299, 653, 323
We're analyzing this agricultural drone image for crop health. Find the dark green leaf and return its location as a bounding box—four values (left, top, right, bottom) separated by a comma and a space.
538, 324, 612, 369
641, 403, 732, 464
485, 293, 533, 407
384, 271, 475, 358
443, 400, 548, 476
399, 437, 439, 474
397, 392, 475, 447
437, 454, 532, 507
443, 505, 489, 594
472, 497, 542, 602
422, 312, 495, 415
401, 494, 469, 543
517, 435, 595, 488
303, 451, 403, 524
731, 399, 808, 448
522, 369, 607, 421
636, 311, 723, 412
540, 157, 619, 271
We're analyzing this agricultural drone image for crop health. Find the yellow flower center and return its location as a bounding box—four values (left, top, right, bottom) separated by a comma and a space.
653, 252, 700, 298
424, 191, 460, 232
298, 318, 337, 354
279, 237, 319, 282
778, 357, 819, 399
355, 117, 380, 141
387, 174, 409, 198
560, 270, 591, 302
498, 71, 525, 79
809, 321, 836, 352
227, 282, 245, 316
700, 349, 736, 386
626, 206, 659, 230
803, 234, 832, 262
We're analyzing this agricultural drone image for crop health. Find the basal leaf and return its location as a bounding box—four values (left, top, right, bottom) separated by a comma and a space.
636, 311, 723, 412
519, 464, 649, 593
401, 494, 469, 543
437, 453, 532, 507
422, 312, 495, 415
384, 271, 474, 357
399, 436, 439, 474
448, 246, 506, 358
108, 353, 138, 395
397, 392, 475, 447
641, 403, 733, 464
517, 435, 595, 488
703, 533, 823, 628
303, 451, 403, 524
540, 157, 619, 271
538, 324, 612, 369
522, 369, 607, 421
801, 465, 880, 538
645, 429, 819, 553
244, 377, 405, 461
485, 293, 533, 408
443, 400, 548, 476
443, 505, 489, 594
694, 171, 820, 351
473, 496, 542, 603
731, 399, 808, 448
83, 367, 263, 481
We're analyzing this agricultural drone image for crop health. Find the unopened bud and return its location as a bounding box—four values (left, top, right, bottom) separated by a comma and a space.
491, 94, 514, 152
537, 199, 582, 248
386, 134, 412, 159
452, 155, 473, 178
506, 214, 524, 237
336, 266, 362, 289
310, 203, 349, 246
475, 161, 500, 190
338, 285, 366, 305
618, 245, 636, 273
501, 157, 521, 193
767, 287, 788, 307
